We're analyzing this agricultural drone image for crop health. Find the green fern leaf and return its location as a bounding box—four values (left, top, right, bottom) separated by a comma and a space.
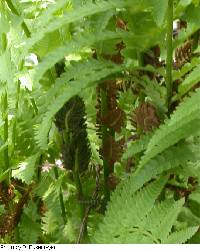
94, 177, 167, 243
122, 133, 152, 160
19, 202, 41, 243
33, 0, 70, 30
153, 198, 185, 241
139, 89, 200, 168
38, 59, 118, 111
141, 199, 175, 233
0, 50, 14, 84
94, 142, 195, 243
150, 0, 168, 27
173, 57, 200, 82
163, 227, 199, 244
12, 154, 39, 184
178, 65, 200, 96
32, 31, 123, 85
114, 143, 194, 204
22, 0, 125, 52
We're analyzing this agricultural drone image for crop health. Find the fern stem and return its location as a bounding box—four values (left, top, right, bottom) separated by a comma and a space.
12, 81, 21, 150
137, 52, 144, 67
3, 92, 9, 174
166, 0, 174, 110
5, 0, 31, 37
73, 149, 88, 240
192, 29, 200, 51
1, 33, 10, 184
100, 87, 110, 202
53, 167, 67, 224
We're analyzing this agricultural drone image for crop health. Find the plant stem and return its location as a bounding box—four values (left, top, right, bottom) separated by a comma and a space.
3, 92, 9, 177
73, 149, 87, 240
192, 29, 200, 51
53, 167, 67, 224
100, 87, 110, 202
166, 0, 174, 110
1, 33, 10, 184
12, 81, 21, 150
1, 33, 7, 52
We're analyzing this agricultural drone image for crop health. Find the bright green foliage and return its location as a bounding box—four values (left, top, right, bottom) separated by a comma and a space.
94, 178, 198, 243
178, 65, 200, 95
19, 202, 41, 243
0, 0, 200, 245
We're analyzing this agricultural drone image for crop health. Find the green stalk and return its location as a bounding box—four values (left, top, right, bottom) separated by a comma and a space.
12, 81, 21, 150
1, 33, 9, 184
1, 33, 7, 52
192, 30, 200, 51
166, 0, 174, 110
74, 150, 84, 212
54, 167, 67, 224
100, 88, 110, 202
137, 52, 144, 67
73, 149, 87, 240
3, 92, 9, 175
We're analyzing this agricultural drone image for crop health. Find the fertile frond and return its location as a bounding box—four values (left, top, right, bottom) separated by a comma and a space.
35, 61, 122, 150
55, 95, 91, 173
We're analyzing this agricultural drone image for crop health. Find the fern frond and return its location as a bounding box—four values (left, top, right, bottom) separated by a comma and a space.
173, 57, 200, 82
12, 154, 39, 184
33, 0, 70, 30
94, 185, 197, 243
164, 227, 199, 244
37, 59, 118, 111
35, 61, 122, 150
112, 143, 194, 204
122, 133, 152, 160
94, 177, 167, 243
19, 202, 41, 243
178, 65, 200, 96
153, 198, 185, 241
32, 31, 123, 85
93, 142, 195, 243
139, 89, 200, 168
0, 50, 14, 84
21, 0, 125, 53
